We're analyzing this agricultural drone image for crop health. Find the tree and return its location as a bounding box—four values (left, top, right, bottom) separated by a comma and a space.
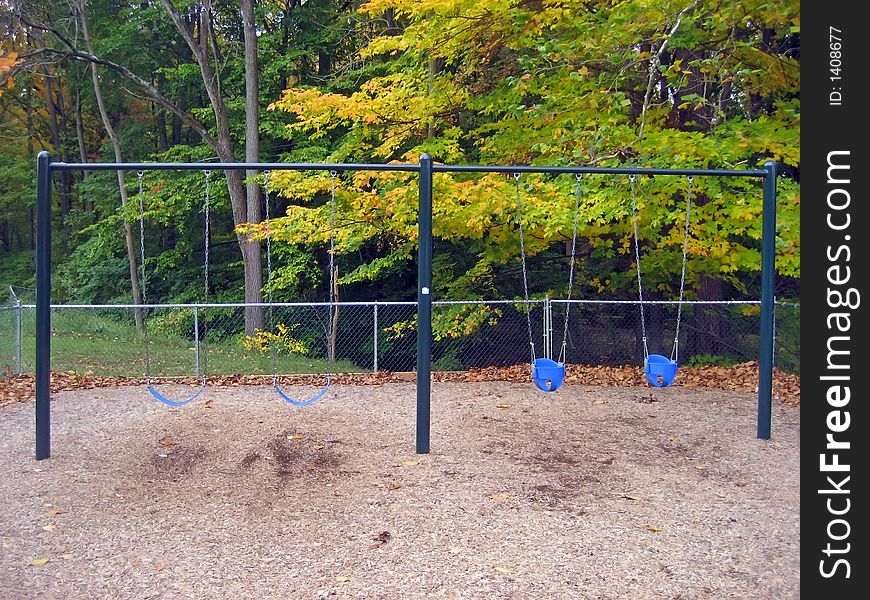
76, 0, 144, 330
10, 0, 269, 333
258, 0, 799, 314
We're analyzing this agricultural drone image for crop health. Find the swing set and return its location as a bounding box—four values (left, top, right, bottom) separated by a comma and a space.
33, 152, 778, 459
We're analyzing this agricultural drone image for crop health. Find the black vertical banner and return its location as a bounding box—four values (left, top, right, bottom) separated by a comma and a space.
803, 1, 867, 596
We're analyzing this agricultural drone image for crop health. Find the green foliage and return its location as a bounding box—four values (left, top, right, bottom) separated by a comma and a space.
1, 0, 800, 354
262, 0, 800, 321
686, 354, 741, 368
0, 250, 35, 289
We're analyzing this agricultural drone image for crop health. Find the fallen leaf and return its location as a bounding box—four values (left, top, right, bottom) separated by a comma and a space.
312, 443, 324, 450
373, 531, 391, 543
46, 508, 65, 516
645, 525, 662, 533
387, 481, 402, 490
496, 403, 510, 409
202, 399, 212, 409
30, 558, 49, 567
618, 494, 640, 501
158, 437, 177, 448
593, 399, 606, 405
290, 434, 303, 442
335, 575, 350, 583
494, 566, 512, 574
735, 481, 748, 487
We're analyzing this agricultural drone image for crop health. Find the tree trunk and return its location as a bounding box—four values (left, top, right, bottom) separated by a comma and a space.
40, 66, 71, 217
161, 0, 264, 334
688, 275, 724, 357
73, 86, 94, 214
78, 2, 144, 331
241, 0, 264, 334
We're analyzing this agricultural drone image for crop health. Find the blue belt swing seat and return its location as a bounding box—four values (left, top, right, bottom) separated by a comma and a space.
515, 173, 583, 393
262, 170, 336, 406
629, 174, 694, 388
136, 170, 212, 406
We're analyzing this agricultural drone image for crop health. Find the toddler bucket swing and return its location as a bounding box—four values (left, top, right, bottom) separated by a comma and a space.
628, 173, 694, 387
514, 172, 583, 392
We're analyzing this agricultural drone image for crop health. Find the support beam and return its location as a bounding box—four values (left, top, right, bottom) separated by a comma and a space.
757, 160, 777, 439
416, 154, 433, 454
36, 151, 52, 460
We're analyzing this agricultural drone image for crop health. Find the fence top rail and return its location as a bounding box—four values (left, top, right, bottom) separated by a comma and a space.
20, 299, 797, 310
48, 159, 766, 178
551, 299, 766, 305
28, 301, 419, 309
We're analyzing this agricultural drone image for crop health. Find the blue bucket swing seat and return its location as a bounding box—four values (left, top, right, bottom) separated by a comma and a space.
532, 358, 566, 392
644, 354, 678, 387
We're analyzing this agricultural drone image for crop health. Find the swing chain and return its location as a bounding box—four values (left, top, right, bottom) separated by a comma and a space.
558, 173, 582, 364
262, 170, 278, 387
515, 173, 536, 364
326, 170, 338, 384
201, 170, 211, 385
629, 174, 650, 359
136, 170, 152, 385
671, 175, 693, 363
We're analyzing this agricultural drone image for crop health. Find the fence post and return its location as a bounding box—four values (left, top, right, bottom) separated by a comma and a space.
373, 302, 379, 372
15, 298, 22, 374
193, 306, 200, 377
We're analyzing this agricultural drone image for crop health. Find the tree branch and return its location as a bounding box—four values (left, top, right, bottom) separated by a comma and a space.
15, 10, 217, 148
20, 47, 217, 148
636, 0, 700, 157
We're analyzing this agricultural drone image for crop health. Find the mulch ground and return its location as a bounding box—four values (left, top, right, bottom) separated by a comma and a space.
0, 380, 800, 599
0, 361, 799, 408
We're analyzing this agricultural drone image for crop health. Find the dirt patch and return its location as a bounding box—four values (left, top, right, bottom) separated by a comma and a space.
266, 430, 345, 479
148, 442, 209, 480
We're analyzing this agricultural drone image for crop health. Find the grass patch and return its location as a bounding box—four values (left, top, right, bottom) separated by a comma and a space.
18, 309, 359, 377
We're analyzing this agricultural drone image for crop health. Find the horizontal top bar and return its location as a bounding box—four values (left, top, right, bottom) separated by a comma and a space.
48, 160, 766, 177
432, 164, 766, 177
49, 161, 420, 173
19, 299, 788, 310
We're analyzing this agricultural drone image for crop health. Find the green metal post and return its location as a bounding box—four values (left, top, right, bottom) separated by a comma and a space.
757, 161, 777, 439
416, 153, 433, 454
36, 151, 52, 459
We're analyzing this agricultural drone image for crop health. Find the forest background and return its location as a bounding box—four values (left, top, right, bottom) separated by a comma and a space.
0, 0, 799, 367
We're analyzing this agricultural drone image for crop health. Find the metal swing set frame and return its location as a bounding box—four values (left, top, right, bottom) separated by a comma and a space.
33, 151, 778, 459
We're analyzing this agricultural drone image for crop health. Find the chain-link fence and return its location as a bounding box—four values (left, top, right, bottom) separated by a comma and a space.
3, 298, 799, 377
0, 287, 25, 376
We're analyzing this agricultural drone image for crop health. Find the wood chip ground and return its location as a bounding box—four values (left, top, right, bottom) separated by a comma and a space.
0, 381, 799, 599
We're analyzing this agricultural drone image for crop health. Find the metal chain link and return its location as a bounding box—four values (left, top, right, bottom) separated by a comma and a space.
263, 171, 337, 386
558, 174, 582, 364
136, 170, 152, 384
629, 174, 650, 359
671, 176, 693, 362
515, 173, 536, 364
326, 170, 338, 384
201, 170, 211, 384
263, 170, 277, 386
